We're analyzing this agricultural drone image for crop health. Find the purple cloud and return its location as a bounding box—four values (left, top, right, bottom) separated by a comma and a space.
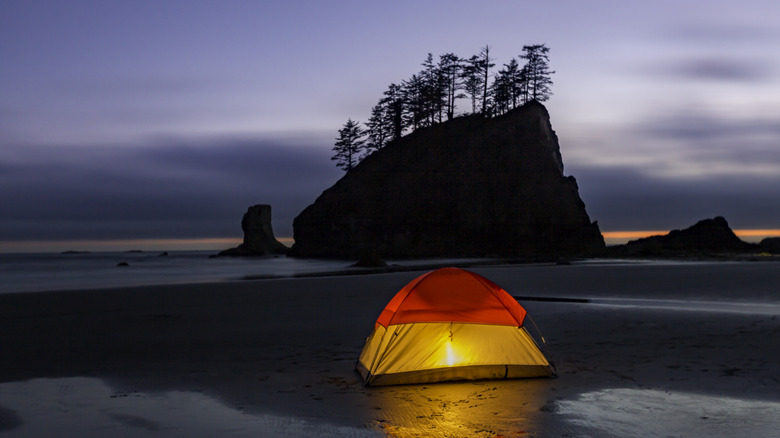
663, 58, 772, 82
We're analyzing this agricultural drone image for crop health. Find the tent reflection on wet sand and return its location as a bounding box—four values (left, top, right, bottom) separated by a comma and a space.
368, 378, 553, 436
357, 267, 555, 386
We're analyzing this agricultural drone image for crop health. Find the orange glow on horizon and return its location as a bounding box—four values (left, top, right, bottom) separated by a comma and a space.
602, 231, 668, 240
732, 229, 780, 237
602, 229, 780, 244
2, 230, 778, 253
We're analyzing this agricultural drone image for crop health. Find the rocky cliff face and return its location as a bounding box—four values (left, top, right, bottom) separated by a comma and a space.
291, 100, 604, 259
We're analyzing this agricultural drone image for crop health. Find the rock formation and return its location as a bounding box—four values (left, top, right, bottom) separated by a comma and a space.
608, 216, 754, 257
218, 204, 289, 257
291, 100, 604, 259
758, 237, 780, 254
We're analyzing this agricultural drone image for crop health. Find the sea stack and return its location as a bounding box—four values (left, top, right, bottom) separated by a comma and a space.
608, 216, 755, 257
291, 100, 604, 259
218, 204, 289, 256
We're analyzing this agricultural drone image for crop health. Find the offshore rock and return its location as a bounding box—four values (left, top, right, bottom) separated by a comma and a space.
218, 204, 289, 257
291, 101, 604, 259
758, 237, 780, 254
608, 216, 754, 257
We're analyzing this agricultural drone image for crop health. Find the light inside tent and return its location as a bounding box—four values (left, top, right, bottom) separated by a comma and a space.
437, 332, 471, 367
445, 341, 458, 366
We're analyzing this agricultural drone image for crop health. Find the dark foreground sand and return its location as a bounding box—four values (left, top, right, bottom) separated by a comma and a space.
1, 261, 779, 437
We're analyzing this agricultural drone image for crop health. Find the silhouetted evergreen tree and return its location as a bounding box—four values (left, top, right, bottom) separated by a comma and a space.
519, 64, 531, 103
420, 53, 446, 124
365, 104, 389, 154
478, 45, 495, 114
461, 55, 485, 114
438, 53, 463, 120
490, 68, 511, 116
502, 58, 524, 109
402, 73, 427, 131
382, 83, 405, 140
331, 118, 366, 172
521, 44, 554, 102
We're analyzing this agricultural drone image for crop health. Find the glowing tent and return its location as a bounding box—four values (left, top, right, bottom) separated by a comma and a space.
357, 267, 555, 386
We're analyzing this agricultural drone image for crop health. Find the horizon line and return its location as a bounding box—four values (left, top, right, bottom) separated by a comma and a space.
1, 231, 778, 254
602, 229, 780, 245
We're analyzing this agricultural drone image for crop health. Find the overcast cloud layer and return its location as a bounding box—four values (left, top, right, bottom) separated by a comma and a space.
1, 0, 779, 246
0, 137, 341, 241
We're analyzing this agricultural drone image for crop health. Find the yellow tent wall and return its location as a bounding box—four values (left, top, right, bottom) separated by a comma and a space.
358, 321, 553, 386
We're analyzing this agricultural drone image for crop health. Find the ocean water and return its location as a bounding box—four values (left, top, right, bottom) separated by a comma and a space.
0, 251, 490, 294
3, 252, 779, 301
0, 251, 355, 294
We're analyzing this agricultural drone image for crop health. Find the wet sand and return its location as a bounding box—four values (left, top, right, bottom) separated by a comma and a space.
1, 261, 779, 437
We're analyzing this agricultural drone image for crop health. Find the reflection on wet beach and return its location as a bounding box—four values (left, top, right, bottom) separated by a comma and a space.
0, 378, 380, 438
557, 388, 780, 438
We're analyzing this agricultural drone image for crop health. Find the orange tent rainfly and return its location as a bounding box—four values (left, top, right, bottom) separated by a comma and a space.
356, 267, 555, 386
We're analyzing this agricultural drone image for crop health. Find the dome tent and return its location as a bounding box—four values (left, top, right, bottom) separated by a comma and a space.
357, 267, 555, 386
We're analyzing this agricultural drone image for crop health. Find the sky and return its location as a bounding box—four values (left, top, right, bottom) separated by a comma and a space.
1, 0, 779, 251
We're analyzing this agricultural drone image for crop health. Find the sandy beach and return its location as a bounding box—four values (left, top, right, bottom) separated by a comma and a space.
1, 261, 779, 437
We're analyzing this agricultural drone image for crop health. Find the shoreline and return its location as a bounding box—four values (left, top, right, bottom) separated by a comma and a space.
3, 251, 779, 297
1, 263, 779, 436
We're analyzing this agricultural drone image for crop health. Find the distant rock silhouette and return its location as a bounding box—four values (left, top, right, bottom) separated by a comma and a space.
608, 216, 754, 257
291, 100, 604, 259
218, 204, 289, 257
759, 237, 780, 254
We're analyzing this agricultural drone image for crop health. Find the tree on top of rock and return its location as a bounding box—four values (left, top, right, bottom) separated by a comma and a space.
438, 52, 464, 121
340, 43, 555, 170
365, 104, 390, 153
382, 83, 405, 141
461, 54, 485, 114
520, 44, 554, 102
491, 58, 525, 115
331, 118, 366, 172
478, 45, 495, 114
